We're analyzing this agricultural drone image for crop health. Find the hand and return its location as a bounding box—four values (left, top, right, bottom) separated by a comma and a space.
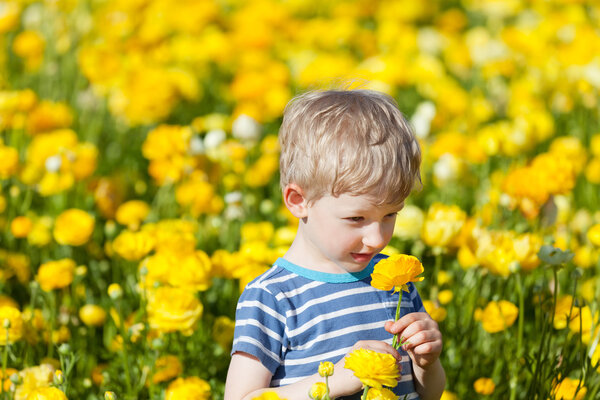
385, 312, 442, 370
329, 340, 402, 396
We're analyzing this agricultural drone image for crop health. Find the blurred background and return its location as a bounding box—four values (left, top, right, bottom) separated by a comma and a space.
1, 0, 600, 399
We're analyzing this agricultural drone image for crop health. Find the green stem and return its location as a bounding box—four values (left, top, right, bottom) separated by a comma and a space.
115, 300, 134, 396
47, 291, 56, 358
2, 328, 8, 397
509, 272, 525, 400
392, 291, 402, 349
360, 386, 370, 400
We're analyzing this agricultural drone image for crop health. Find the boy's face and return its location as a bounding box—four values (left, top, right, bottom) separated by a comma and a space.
295, 192, 403, 274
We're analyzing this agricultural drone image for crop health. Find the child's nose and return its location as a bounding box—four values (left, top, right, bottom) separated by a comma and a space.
363, 223, 386, 249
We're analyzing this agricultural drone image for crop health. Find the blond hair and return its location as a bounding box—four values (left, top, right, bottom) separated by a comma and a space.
279, 89, 421, 205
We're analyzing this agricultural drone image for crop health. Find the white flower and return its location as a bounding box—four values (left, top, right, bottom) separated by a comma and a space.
232, 114, 261, 141
188, 136, 204, 155
203, 129, 226, 150
410, 101, 436, 139
45, 155, 62, 172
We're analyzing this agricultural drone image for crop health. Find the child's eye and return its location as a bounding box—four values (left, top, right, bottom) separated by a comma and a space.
347, 217, 364, 222
385, 212, 398, 218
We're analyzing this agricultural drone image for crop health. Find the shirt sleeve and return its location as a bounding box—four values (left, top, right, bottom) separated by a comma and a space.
231, 283, 287, 375
406, 281, 426, 313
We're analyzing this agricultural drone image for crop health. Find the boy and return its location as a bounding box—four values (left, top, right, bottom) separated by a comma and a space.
225, 90, 445, 399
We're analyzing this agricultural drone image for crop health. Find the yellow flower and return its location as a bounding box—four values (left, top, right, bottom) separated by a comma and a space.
344, 348, 400, 389
440, 391, 459, 400
393, 205, 424, 241
552, 377, 587, 400
14, 364, 54, 400
0, 306, 23, 345
151, 355, 183, 384
421, 203, 466, 250
588, 224, 600, 247
473, 377, 495, 395
25, 387, 68, 400
165, 376, 211, 400
0, 1, 20, 34
423, 300, 447, 323
112, 230, 155, 261
25, 102, 73, 135
478, 300, 518, 333
371, 254, 424, 293
252, 392, 286, 400
308, 382, 328, 400
212, 316, 235, 352
147, 287, 203, 335
53, 209, 95, 246
553, 295, 579, 330
0, 143, 19, 178
11, 216, 33, 238
36, 259, 75, 292
78, 305, 107, 327
12, 30, 45, 71
437, 290, 453, 305
318, 361, 334, 378
115, 200, 150, 230
365, 387, 399, 400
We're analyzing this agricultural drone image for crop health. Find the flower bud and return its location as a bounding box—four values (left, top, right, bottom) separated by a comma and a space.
318, 361, 334, 378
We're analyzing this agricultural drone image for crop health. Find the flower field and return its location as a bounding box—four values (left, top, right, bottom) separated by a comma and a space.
1, 0, 600, 398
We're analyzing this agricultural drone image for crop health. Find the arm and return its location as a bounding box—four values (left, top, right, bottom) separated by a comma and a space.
225, 340, 401, 400
385, 313, 446, 400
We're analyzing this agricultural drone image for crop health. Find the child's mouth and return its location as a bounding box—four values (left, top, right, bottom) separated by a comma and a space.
351, 252, 373, 262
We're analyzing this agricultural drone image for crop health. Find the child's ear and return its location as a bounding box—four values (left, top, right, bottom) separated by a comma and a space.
283, 183, 308, 218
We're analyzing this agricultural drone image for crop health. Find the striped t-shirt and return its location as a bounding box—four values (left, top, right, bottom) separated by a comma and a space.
231, 254, 425, 399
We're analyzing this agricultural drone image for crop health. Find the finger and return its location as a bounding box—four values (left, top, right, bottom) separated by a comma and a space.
402, 330, 442, 350
398, 320, 439, 342
386, 312, 432, 334
352, 340, 401, 360
408, 340, 443, 357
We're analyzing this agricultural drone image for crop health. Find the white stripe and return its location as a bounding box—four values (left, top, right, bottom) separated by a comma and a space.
236, 319, 283, 342
237, 300, 286, 323
289, 321, 384, 350
285, 286, 380, 317
286, 302, 395, 337
247, 271, 295, 290
232, 336, 282, 364
275, 280, 324, 301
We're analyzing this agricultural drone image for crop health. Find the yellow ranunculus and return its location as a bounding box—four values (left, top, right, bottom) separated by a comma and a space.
0, 144, 19, 178
0, 306, 23, 345
212, 316, 235, 352
587, 224, 600, 247
552, 377, 587, 400
478, 300, 518, 333
24, 387, 68, 400
112, 230, 155, 261
308, 382, 328, 400
421, 203, 466, 250
53, 209, 95, 246
440, 390, 459, 400
370, 254, 424, 293
393, 205, 424, 241
14, 364, 54, 400
115, 200, 151, 230
147, 287, 203, 335
11, 216, 33, 238
251, 392, 286, 400
366, 387, 399, 400
151, 355, 183, 384
553, 295, 579, 330
423, 300, 447, 323
344, 348, 400, 389
78, 305, 107, 327
318, 361, 334, 378
165, 376, 211, 400
473, 377, 495, 395
36, 259, 76, 291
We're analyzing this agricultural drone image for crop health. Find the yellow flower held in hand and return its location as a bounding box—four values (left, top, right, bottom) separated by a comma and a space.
371, 254, 424, 293
366, 387, 399, 400
344, 348, 400, 389
318, 361, 334, 377
25, 387, 68, 400
308, 382, 328, 400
